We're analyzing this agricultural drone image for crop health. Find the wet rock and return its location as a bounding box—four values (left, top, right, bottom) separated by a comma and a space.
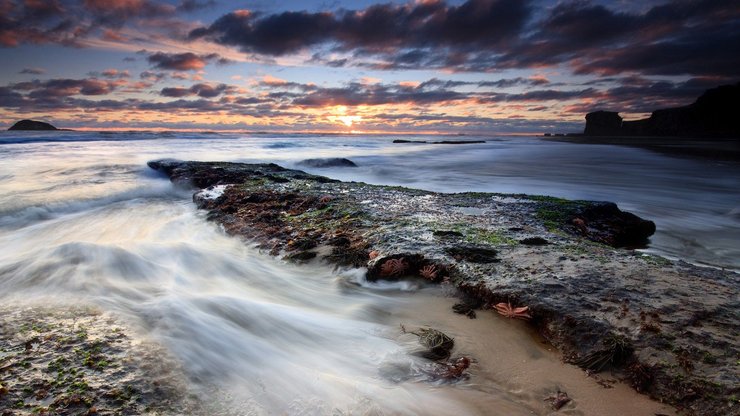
520, 237, 549, 246
366, 254, 447, 282
149, 159, 739, 415
544, 390, 572, 410
452, 303, 476, 319
433, 230, 463, 238
571, 203, 656, 247
297, 158, 358, 168
326, 235, 351, 247
424, 357, 471, 382
0, 306, 200, 415
403, 326, 455, 361
445, 246, 499, 263
284, 251, 317, 262
8, 119, 57, 130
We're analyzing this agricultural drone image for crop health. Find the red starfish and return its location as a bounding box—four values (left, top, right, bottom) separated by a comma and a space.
419, 264, 438, 280
494, 302, 532, 320
380, 257, 409, 277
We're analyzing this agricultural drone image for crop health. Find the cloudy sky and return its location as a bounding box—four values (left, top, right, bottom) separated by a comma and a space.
0, 0, 738, 133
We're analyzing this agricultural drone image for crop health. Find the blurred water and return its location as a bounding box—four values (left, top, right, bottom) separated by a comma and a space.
1, 131, 737, 269
0, 131, 733, 414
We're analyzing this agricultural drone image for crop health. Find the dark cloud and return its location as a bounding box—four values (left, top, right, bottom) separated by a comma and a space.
160, 87, 191, 97
93, 69, 130, 79
146, 52, 224, 71
290, 81, 465, 107
258, 78, 317, 91
0, 86, 26, 108
0, 0, 199, 48
3, 0, 737, 83
10, 78, 117, 97
571, 21, 740, 77
160, 82, 236, 98
418, 77, 551, 89
190, 0, 531, 55
501, 88, 596, 102
177, 0, 217, 13
22, 0, 65, 20
82, 0, 175, 27
495, 0, 740, 77
19, 67, 46, 75
188, 0, 739, 78
140, 70, 167, 82
0, 0, 85, 47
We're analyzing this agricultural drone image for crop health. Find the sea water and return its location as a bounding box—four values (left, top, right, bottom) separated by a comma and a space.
0, 130, 734, 414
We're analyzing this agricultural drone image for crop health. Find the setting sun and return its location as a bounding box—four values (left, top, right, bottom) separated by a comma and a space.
327, 106, 362, 127
337, 115, 361, 127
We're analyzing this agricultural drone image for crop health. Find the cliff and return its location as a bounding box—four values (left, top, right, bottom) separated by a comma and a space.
584, 83, 740, 137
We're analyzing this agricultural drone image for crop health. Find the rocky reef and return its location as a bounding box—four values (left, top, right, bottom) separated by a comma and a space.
584, 83, 740, 137
148, 159, 738, 416
7, 120, 57, 131
0, 306, 200, 415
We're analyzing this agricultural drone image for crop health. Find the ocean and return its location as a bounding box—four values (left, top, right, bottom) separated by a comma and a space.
0, 130, 735, 415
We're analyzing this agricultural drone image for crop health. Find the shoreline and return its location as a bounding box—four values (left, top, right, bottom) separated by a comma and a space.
543, 135, 740, 162
147, 159, 739, 416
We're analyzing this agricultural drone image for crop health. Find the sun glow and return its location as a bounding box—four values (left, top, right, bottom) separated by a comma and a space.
327, 105, 362, 127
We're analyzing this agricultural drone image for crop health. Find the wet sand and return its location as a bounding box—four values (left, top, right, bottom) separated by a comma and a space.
0, 289, 678, 416
391, 291, 677, 416
543, 135, 740, 161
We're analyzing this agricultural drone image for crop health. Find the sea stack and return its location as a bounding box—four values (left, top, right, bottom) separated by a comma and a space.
8, 119, 58, 131
583, 111, 623, 136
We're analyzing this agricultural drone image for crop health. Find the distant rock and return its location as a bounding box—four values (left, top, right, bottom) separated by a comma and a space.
393, 139, 428, 144
583, 83, 740, 137
393, 139, 486, 144
8, 119, 57, 131
297, 158, 358, 168
436, 140, 486, 144
584, 111, 622, 136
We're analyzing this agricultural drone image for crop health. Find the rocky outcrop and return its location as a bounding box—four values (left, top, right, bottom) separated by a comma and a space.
8, 119, 57, 130
584, 111, 623, 136
569, 202, 656, 247
297, 157, 358, 168
149, 159, 738, 416
584, 83, 740, 137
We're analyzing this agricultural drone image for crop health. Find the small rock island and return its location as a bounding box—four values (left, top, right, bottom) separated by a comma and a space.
8, 119, 58, 131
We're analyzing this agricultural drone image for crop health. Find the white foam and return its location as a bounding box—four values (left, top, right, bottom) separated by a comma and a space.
196, 184, 229, 200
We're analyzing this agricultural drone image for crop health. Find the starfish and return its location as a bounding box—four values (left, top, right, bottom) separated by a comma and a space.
494, 302, 532, 320
380, 257, 409, 277
419, 264, 438, 280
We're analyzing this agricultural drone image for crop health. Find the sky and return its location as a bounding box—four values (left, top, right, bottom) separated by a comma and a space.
0, 0, 738, 133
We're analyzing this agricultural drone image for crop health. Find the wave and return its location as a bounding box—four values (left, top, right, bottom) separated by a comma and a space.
0, 181, 188, 229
